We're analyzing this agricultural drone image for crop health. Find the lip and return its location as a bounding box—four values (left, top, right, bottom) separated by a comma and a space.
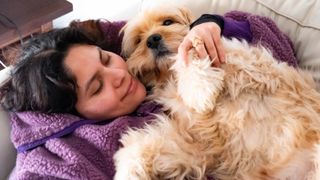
121, 77, 137, 101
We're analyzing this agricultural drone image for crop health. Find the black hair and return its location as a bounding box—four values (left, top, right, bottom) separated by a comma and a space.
0, 28, 97, 114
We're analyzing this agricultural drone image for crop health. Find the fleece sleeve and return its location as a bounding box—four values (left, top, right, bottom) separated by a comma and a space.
190, 14, 253, 43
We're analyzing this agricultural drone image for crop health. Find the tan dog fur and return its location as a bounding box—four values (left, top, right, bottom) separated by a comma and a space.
114, 7, 320, 180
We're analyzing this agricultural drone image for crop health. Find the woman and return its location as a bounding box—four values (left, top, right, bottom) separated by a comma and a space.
1, 11, 297, 179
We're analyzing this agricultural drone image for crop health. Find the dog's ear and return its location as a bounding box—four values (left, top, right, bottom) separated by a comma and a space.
178, 7, 194, 25
119, 23, 130, 58
120, 22, 138, 59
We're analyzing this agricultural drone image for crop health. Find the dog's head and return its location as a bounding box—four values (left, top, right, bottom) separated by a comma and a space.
121, 6, 194, 87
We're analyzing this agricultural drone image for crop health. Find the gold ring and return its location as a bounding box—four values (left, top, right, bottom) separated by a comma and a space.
192, 36, 204, 48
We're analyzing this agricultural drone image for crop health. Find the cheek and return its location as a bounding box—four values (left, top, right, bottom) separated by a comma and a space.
75, 81, 146, 120
112, 53, 129, 69
104, 82, 146, 118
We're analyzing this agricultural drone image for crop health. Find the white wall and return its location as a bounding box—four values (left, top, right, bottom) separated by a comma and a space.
53, 0, 143, 28
52, 0, 214, 28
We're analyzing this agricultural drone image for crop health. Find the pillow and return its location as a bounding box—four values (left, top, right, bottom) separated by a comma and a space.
0, 107, 16, 179
141, 0, 320, 90
0, 66, 12, 87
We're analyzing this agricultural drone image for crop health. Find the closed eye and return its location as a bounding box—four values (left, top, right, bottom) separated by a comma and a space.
92, 79, 103, 96
135, 38, 141, 45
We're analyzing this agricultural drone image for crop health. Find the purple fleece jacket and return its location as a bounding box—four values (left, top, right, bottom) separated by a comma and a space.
9, 11, 298, 179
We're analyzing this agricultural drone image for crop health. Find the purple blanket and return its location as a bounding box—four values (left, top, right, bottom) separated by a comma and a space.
9, 11, 297, 179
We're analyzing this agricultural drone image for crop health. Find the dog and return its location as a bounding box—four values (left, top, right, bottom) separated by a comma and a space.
114, 7, 320, 180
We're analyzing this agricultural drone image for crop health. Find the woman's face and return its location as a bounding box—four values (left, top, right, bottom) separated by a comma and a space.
64, 44, 147, 120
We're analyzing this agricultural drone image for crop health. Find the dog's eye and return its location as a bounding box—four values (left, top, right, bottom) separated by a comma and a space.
135, 38, 141, 45
162, 19, 173, 26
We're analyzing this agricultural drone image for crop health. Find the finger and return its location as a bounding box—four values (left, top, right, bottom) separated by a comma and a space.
203, 37, 219, 63
195, 43, 208, 59
213, 37, 226, 63
207, 40, 220, 66
213, 36, 225, 63
216, 47, 225, 64
178, 40, 193, 66
191, 35, 208, 59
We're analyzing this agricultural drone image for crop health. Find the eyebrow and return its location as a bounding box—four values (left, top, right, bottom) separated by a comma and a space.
84, 47, 102, 94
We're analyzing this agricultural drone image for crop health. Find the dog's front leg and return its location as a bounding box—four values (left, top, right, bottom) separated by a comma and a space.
114, 115, 208, 180
114, 127, 157, 180
172, 53, 225, 114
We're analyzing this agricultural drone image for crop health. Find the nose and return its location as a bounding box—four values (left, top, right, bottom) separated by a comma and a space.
113, 70, 127, 88
146, 34, 162, 49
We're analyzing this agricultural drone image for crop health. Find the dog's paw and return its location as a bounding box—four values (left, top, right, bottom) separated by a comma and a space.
172, 53, 225, 113
114, 126, 162, 180
114, 139, 152, 180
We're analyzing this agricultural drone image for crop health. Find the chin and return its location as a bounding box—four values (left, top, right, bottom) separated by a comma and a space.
133, 81, 147, 105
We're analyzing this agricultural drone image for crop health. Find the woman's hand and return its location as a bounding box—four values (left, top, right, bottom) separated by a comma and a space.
178, 22, 225, 67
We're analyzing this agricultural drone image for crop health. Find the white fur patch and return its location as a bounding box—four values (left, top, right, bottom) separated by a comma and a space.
172, 54, 225, 113
307, 144, 320, 180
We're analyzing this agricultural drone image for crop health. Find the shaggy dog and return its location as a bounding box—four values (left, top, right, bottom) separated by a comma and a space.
114, 7, 320, 180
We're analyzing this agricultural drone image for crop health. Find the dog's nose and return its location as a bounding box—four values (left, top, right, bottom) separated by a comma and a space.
146, 34, 162, 49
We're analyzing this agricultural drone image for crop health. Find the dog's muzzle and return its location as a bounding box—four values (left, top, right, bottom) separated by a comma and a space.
147, 33, 162, 49
147, 34, 170, 58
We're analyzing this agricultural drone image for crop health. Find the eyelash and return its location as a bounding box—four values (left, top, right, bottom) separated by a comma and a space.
135, 38, 141, 45
92, 50, 109, 96
93, 79, 103, 96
